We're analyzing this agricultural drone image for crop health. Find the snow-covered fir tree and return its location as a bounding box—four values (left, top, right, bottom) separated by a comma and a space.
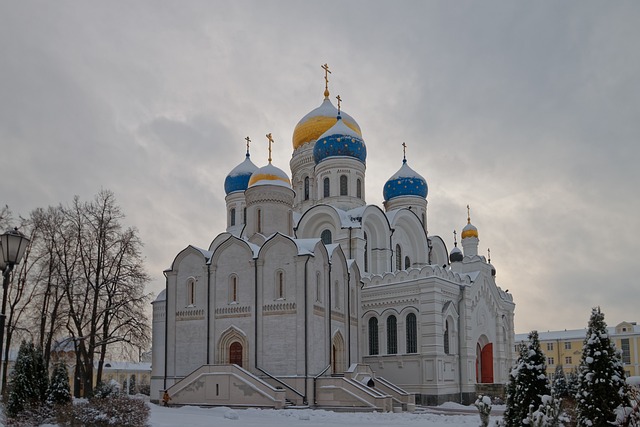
503, 331, 551, 427
576, 307, 629, 426
6, 341, 49, 418
47, 360, 72, 406
553, 365, 569, 399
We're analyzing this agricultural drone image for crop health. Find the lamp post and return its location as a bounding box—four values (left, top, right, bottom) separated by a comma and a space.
0, 228, 30, 392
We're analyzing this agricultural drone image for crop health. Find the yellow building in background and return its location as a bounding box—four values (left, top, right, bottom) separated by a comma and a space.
515, 321, 640, 379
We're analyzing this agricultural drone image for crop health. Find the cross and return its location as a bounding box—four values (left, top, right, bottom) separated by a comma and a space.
245, 136, 251, 156
266, 133, 274, 163
402, 142, 407, 161
336, 95, 342, 114
467, 205, 471, 224
488, 248, 491, 263
453, 230, 458, 246
321, 63, 331, 98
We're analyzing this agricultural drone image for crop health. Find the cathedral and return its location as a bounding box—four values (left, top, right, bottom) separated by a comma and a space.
151, 69, 516, 409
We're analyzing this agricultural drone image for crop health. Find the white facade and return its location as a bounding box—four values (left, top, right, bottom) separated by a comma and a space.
151, 86, 515, 406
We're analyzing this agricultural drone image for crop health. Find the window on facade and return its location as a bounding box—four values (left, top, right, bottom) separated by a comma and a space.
405, 256, 410, 269
565, 356, 572, 365
444, 320, 450, 355
368, 317, 379, 355
334, 281, 340, 308
364, 232, 369, 273
564, 342, 572, 350
323, 177, 330, 197
340, 175, 348, 196
350, 288, 355, 313
276, 271, 284, 299
316, 272, 322, 302
387, 316, 397, 354
321, 229, 332, 245
395, 245, 402, 270
230, 276, 238, 303
304, 176, 310, 200
406, 313, 417, 353
356, 179, 362, 199
187, 278, 196, 306
547, 343, 554, 351
621, 338, 631, 364
547, 357, 555, 365
230, 208, 236, 226
243, 207, 247, 224
257, 209, 262, 233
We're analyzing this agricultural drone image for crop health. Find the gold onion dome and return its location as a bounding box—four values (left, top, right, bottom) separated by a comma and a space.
292, 98, 361, 150
461, 216, 478, 239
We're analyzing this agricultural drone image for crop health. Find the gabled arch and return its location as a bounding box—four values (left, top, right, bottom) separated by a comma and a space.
294, 204, 342, 239
361, 205, 392, 275
209, 234, 255, 267
168, 245, 212, 272
389, 208, 428, 268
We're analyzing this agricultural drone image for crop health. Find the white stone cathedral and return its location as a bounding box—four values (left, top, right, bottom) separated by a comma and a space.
151, 75, 515, 409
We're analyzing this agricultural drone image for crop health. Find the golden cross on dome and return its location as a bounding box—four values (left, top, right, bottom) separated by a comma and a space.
467, 204, 471, 224
245, 136, 251, 155
336, 95, 342, 114
266, 133, 274, 163
321, 63, 331, 98
402, 142, 407, 161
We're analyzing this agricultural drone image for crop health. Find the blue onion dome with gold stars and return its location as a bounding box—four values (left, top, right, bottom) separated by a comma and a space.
293, 98, 362, 150
383, 158, 428, 201
247, 163, 292, 189
224, 152, 259, 195
313, 115, 367, 164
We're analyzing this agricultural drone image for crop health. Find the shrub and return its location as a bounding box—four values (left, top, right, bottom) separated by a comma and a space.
57, 394, 149, 427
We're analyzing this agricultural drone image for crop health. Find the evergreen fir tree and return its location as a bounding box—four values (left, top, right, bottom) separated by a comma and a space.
576, 307, 629, 426
6, 341, 49, 418
553, 365, 569, 398
128, 374, 137, 394
503, 331, 551, 427
47, 361, 72, 406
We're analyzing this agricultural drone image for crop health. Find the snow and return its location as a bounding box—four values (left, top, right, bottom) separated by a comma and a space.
147, 404, 489, 427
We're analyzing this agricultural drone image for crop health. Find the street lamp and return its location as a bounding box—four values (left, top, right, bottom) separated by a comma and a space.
0, 228, 30, 392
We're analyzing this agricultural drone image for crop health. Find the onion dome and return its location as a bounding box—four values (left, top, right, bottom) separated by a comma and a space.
461, 205, 478, 239
248, 163, 291, 189
292, 98, 362, 150
224, 152, 259, 195
383, 159, 428, 201
449, 246, 463, 263
313, 116, 367, 164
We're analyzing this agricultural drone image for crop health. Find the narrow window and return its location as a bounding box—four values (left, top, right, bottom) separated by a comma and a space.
406, 313, 417, 353
356, 178, 362, 199
321, 229, 332, 245
257, 209, 262, 233
276, 271, 284, 299
230, 208, 236, 226
316, 272, 322, 302
230, 276, 237, 303
395, 244, 402, 271
405, 256, 410, 269
340, 175, 348, 196
323, 177, 330, 197
334, 280, 340, 308
187, 278, 196, 306
622, 338, 631, 364
304, 176, 310, 200
243, 207, 247, 224
368, 317, 379, 355
444, 319, 450, 355
364, 232, 369, 273
387, 315, 397, 354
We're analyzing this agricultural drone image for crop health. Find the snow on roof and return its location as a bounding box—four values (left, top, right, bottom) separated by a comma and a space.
226, 156, 258, 177
515, 323, 640, 341
463, 271, 481, 283
337, 206, 365, 227
153, 288, 167, 303
317, 116, 362, 140
294, 238, 320, 255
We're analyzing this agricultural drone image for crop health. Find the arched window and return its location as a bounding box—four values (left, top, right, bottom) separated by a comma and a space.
444, 319, 450, 355
321, 229, 332, 245
387, 315, 397, 354
186, 278, 196, 306
243, 207, 247, 224
276, 271, 284, 299
406, 313, 417, 353
364, 232, 369, 273
304, 176, 310, 200
356, 178, 362, 199
368, 317, 379, 355
395, 244, 402, 270
340, 175, 348, 196
257, 208, 262, 233
316, 272, 322, 302
230, 208, 236, 226
323, 177, 330, 197
405, 256, 410, 269
334, 280, 340, 308
230, 276, 238, 303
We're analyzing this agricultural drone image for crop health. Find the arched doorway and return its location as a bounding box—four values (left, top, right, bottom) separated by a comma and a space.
476, 337, 494, 383
230, 342, 243, 367
331, 331, 345, 374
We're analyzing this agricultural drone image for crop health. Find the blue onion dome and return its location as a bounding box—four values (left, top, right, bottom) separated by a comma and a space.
313, 116, 367, 164
293, 98, 362, 150
247, 163, 292, 189
449, 246, 463, 263
383, 159, 428, 201
224, 153, 259, 195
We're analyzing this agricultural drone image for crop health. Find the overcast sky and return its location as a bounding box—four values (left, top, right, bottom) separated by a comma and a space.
1, 1, 638, 334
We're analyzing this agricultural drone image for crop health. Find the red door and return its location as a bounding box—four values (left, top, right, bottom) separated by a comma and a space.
230, 342, 243, 367
480, 343, 493, 383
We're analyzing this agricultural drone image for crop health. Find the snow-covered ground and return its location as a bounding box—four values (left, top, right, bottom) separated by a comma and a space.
148, 402, 501, 427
